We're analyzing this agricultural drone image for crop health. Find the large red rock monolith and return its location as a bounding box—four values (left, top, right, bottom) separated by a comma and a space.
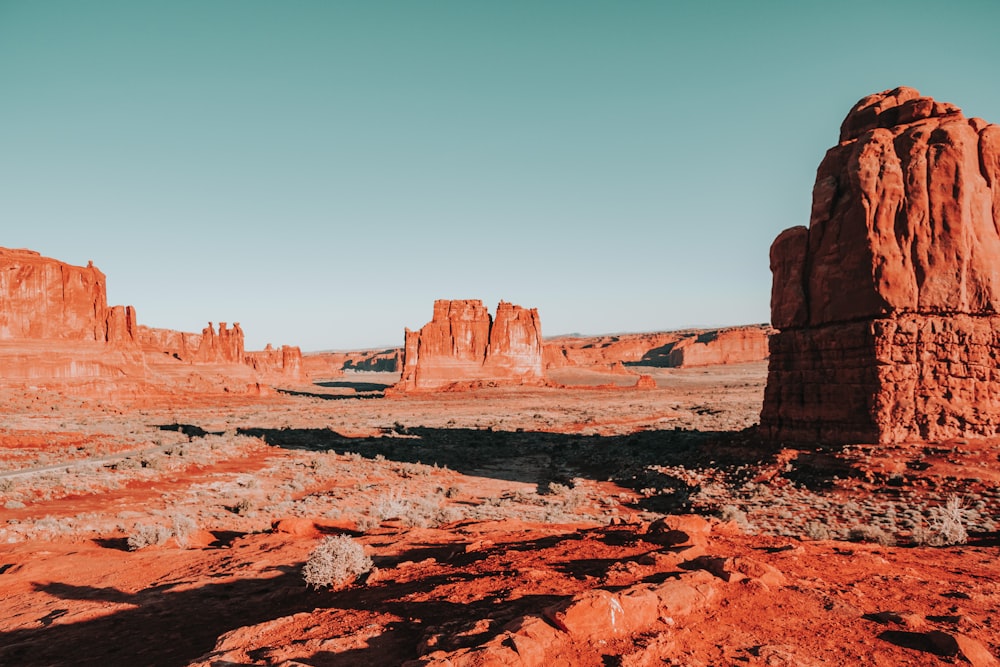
761, 87, 1000, 443
0, 248, 137, 346
396, 299, 544, 390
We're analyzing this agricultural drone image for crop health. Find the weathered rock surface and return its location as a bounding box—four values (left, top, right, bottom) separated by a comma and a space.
0, 247, 138, 346
396, 300, 544, 391
762, 87, 1000, 443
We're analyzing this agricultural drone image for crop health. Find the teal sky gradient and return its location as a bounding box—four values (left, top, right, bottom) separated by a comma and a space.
2, 1, 999, 350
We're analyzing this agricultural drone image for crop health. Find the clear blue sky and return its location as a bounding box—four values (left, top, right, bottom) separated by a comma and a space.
2, 1, 999, 351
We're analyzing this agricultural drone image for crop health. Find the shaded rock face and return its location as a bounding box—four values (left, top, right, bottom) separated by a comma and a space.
396, 299, 544, 390
302, 348, 401, 379
762, 87, 1000, 443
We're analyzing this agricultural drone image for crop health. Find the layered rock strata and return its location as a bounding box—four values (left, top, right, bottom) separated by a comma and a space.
761, 87, 1000, 443
0, 248, 143, 379
396, 300, 544, 390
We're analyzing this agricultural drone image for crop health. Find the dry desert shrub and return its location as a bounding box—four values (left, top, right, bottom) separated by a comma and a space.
847, 524, 896, 546
302, 535, 373, 589
357, 488, 453, 531
913, 496, 968, 546
171, 514, 197, 548
804, 521, 832, 541
127, 523, 173, 551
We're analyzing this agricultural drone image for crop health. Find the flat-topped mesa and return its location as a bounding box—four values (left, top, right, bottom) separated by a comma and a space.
395, 299, 544, 391
762, 87, 1000, 443
0, 247, 137, 346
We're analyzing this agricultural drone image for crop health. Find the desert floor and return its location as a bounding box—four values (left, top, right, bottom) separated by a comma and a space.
1, 362, 998, 666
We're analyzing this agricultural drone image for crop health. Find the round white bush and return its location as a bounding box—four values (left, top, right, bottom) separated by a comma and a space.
303, 535, 373, 589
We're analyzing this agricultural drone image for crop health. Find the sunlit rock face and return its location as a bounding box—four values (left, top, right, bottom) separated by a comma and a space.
761, 87, 1000, 443
396, 299, 544, 391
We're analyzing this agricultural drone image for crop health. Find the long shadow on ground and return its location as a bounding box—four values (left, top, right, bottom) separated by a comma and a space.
232, 425, 822, 513
0, 532, 610, 666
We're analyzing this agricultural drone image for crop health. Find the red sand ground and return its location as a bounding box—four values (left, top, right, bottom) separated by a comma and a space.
1, 362, 998, 666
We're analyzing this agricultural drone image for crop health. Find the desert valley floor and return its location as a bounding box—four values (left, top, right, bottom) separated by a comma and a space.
1, 363, 999, 666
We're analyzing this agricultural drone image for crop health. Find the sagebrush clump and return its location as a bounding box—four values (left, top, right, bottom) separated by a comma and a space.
127, 523, 173, 551
913, 495, 968, 546
302, 535, 373, 589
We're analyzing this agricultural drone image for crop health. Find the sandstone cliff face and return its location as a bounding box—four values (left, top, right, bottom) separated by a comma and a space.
396, 300, 544, 391
0, 248, 142, 380
762, 87, 1000, 443
544, 326, 771, 370
1, 247, 305, 391
139, 322, 245, 365
0, 248, 137, 346
664, 327, 771, 368
245, 344, 304, 380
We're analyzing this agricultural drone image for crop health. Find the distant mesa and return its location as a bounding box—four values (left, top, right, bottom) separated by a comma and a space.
761, 86, 1000, 443
394, 299, 545, 391
0, 246, 302, 390
302, 348, 401, 380
543, 326, 771, 371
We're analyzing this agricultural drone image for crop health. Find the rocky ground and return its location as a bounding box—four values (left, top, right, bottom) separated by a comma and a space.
1, 362, 998, 666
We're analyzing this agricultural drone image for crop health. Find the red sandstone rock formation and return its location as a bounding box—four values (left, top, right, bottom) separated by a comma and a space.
245, 344, 303, 380
396, 300, 544, 391
761, 87, 1000, 443
634, 374, 657, 389
544, 326, 771, 370
1, 247, 303, 391
301, 348, 401, 380
0, 248, 144, 381
665, 327, 771, 368
0, 248, 137, 346
139, 322, 244, 365
543, 332, 687, 369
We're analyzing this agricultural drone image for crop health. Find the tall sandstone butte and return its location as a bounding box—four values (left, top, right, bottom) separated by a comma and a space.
761, 86, 1000, 443
396, 299, 544, 391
